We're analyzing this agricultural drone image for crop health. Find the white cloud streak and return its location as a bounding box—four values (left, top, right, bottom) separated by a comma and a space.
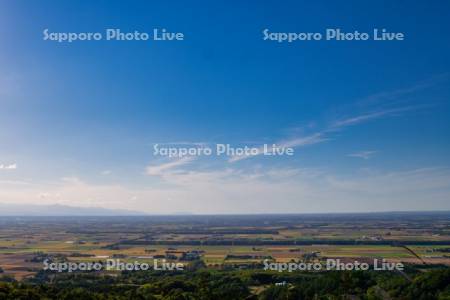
359, 74, 448, 106
229, 106, 411, 163
0, 163, 17, 170
332, 106, 416, 129
146, 157, 195, 176
348, 151, 377, 160
229, 132, 328, 162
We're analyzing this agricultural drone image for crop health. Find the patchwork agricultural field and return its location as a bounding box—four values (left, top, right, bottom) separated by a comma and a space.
0, 212, 449, 279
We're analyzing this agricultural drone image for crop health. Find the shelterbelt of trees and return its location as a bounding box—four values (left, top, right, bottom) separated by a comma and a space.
0, 267, 449, 299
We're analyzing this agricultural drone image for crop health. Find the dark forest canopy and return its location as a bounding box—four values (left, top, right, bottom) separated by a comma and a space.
0, 267, 449, 300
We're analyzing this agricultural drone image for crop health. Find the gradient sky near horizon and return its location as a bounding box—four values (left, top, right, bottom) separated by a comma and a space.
0, 0, 450, 213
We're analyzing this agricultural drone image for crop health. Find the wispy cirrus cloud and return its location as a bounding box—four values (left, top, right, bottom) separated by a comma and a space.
146, 156, 195, 176
229, 76, 444, 163
225, 121, 358, 163
336, 75, 446, 129
229, 132, 328, 162
332, 106, 417, 129
348, 151, 377, 160
358, 73, 448, 106
277, 132, 329, 148
228, 106, 413, 163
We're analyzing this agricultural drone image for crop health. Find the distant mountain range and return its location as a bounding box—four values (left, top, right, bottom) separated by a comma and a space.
0, 203, 145, 216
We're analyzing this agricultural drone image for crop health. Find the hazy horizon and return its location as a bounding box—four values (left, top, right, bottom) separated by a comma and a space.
0, 203, 450, 216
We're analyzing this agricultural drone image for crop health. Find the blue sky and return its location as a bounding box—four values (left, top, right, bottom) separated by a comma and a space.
0, 1, 449, 213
